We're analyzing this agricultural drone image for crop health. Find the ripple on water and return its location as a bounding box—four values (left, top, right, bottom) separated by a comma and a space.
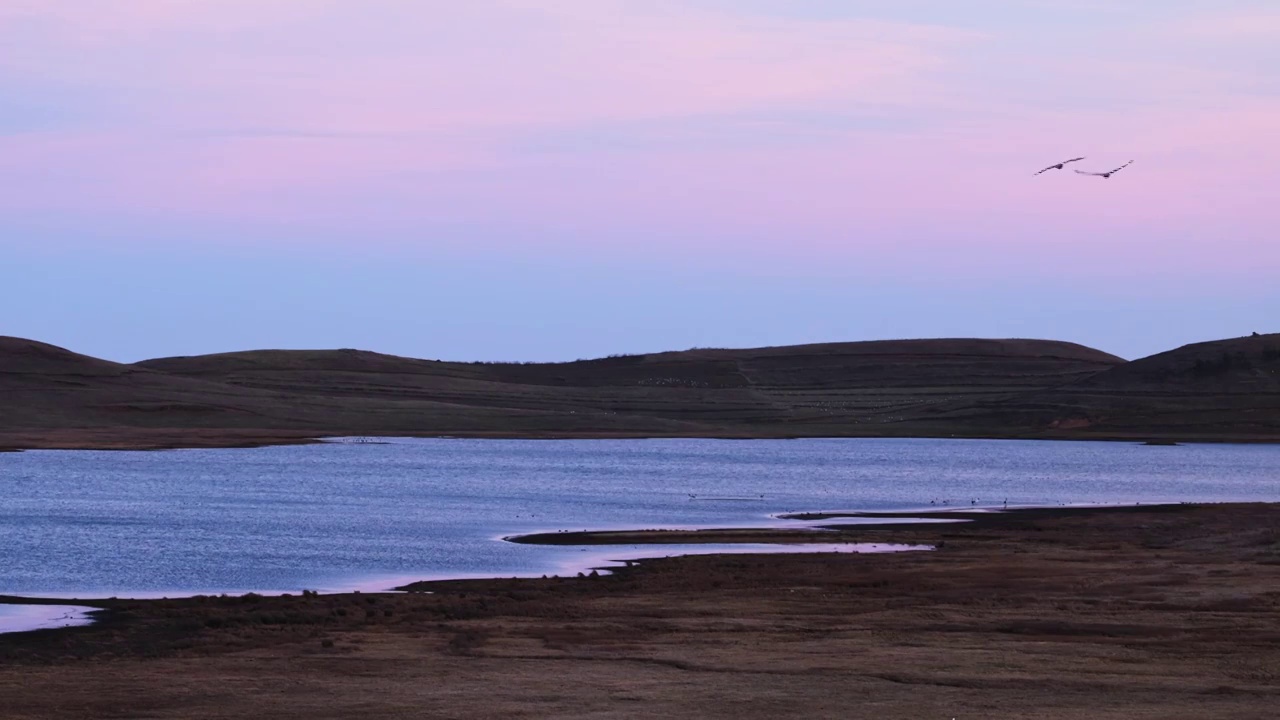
4, 437, 1277, 596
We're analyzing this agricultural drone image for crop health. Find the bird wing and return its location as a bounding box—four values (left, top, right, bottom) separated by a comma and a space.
1034, 157, 1085, 175
1109, 160, 1134, 173
1073, 169, 1106, 176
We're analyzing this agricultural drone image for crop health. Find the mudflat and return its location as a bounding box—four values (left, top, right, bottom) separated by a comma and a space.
3, 503, 1278, 719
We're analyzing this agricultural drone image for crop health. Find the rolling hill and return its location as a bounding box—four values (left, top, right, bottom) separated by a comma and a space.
134, 338, 1121, 432
2, 333, 1276, 449
995, 333, 1280, 439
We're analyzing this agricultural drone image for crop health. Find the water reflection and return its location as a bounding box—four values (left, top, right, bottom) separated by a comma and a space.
2, 438, 1276, 596
0, 604, 95, 634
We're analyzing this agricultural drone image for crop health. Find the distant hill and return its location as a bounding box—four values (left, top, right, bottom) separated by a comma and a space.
134, 338, 1120, 432
3, 334, 1277, 449
0, 337, 707, 441
0, 337, 132, 376
1021, 333, 1280, 439
1072, 334, 1280, 393
0, 337, 281, 430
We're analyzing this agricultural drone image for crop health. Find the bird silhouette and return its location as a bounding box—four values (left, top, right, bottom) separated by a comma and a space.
1034, 157, 1085, 175
1075, 160, 1134, 178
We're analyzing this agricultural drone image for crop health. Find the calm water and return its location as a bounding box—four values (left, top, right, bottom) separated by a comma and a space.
0, 604, 95, 633
1, 438, 1277, 597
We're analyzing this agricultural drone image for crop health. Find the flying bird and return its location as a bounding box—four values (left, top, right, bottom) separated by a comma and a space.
1034, 157, 1085, 175
1075, 160, 1134, 179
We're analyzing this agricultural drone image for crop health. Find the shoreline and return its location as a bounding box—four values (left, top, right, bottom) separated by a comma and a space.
0, 517, 955, 611
3, 428, 1279, 452
490, 503, 1205, 551
503, 517, 967, 547
0, 604, 97, 634
0, 502, 1201, 608
4, 502, 1279, 718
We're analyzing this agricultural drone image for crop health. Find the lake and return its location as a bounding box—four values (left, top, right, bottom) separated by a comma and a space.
2, 438, 1277, 597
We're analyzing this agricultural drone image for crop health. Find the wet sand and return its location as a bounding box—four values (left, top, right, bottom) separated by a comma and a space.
2, 503, 1279, 719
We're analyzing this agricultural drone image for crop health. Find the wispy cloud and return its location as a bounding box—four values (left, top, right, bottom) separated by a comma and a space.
0, 1, 975, 131
0, 1, 980, 223
0, 0, 1276, 280
1157, 8, 1280, 40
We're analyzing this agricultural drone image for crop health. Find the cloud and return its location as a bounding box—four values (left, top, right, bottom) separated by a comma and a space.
0, 0, 980, 223
1157, 8, 1280, 41
0, 0, 1277, 284
1, 1, 975, 131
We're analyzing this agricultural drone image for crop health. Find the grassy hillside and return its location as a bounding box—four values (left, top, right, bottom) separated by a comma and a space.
4, 333, 1277, 447
0, 337, 711, 439
959, 334, 1280, 439
134, 338, 1121, 432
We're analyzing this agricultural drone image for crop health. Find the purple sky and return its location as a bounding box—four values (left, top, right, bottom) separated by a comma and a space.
2, 1, 1277, 362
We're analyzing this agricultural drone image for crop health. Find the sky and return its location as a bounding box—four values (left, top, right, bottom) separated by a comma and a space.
2, 1, 1277, 363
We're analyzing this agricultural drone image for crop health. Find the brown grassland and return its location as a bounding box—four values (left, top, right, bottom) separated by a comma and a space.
3, 503, 1279, 719
3, 332, 1278, 449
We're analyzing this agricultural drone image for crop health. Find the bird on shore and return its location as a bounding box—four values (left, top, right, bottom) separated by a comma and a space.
1075, 160, 1134, 179
1034, 157, 1085, 175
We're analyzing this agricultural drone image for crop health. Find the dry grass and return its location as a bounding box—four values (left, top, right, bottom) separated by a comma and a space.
0, 335, 1164, 449
4, 333, 1279, 448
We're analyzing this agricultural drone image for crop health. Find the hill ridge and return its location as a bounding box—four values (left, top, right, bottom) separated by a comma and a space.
3, 333, 1277, 448
137, 336, 1124, 368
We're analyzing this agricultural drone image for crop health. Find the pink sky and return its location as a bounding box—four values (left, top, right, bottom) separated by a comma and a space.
1, 1, 1277, 360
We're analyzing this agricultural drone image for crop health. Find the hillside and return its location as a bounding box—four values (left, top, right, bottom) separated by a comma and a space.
135, 339, 1121, 432
0, 337, 711, 445
954, 334, 1280, 439
0, 337, 283, 431
3, 334, 1278, 448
